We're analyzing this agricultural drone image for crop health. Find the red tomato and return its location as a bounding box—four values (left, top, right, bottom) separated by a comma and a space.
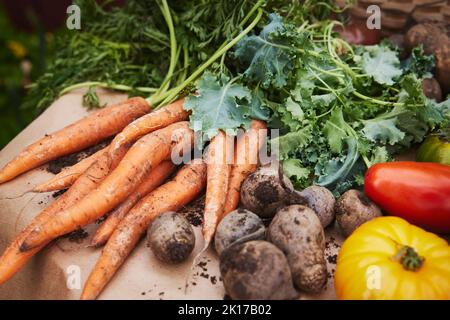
364, 161, 450, 234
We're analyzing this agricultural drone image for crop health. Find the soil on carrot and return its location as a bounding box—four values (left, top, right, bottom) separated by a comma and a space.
52, 189, 68, 198
179, 194, 205, 227
95, 214, 109, 224
46, 139, 111, 174
61, 228, 89, 243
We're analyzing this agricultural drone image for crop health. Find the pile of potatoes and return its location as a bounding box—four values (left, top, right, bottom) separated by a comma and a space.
405, 22, 450, 98
143, 163, 382, 300
216, 164, 382, 300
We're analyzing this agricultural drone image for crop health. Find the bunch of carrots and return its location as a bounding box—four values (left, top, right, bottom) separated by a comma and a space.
0, 95, 267, 299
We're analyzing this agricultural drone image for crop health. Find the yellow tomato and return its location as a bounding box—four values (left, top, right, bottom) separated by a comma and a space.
335, 216, 450, 300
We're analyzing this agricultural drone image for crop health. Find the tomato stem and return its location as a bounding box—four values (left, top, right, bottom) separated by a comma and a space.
392, 245, 425, 272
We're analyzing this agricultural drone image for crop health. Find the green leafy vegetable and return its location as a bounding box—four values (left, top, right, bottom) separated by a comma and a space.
316, 137, 359, 188
323, 108, 348, 154
235, 13, 299, 88
362, 118, 405, 145
402, 46, 435, 79
360, 45, 403, 85
228, 18, 448, 194
272, 126, 312, 159
282, 158, 310, 182
285, 97, 304, 121
183, 72, 252, 138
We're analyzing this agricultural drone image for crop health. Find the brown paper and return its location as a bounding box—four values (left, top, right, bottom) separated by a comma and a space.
0, 89, 344, 300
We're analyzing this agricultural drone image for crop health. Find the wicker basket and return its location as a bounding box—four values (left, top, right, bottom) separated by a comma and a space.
349, 0, 450, 35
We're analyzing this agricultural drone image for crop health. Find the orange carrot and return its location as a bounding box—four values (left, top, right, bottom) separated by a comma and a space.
0, 144, 130, 285
81, 160, 207, 300
222, 120, 267, 216
33, 146, 109, 192
108, 98, 188, 161
90, 160, 176, 247
20, 122, 194, 251
202, 131, 234, 246
0, 97, 149, 184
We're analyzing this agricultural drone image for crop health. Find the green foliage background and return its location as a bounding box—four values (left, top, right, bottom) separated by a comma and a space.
0, 6, 59, 149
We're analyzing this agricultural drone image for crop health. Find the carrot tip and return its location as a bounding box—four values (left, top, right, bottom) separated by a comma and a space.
89, 239, 105, 248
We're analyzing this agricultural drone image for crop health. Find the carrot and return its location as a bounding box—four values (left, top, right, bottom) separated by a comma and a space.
20, 122, 194, 251
202, 131, 234, 246
81, 160, 207, 300
222, 120, 267, 216
90, 160, 176, 247
33, 146, 109, 192
0, 97, 149, 184
0, 144, 131, 284
108, 98, 188, 161
183, 131, 233, 290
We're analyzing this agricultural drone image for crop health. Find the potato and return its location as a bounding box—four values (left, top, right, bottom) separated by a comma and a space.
300, 185, 335, 228
335, 189, 382, 237
240, 164, 297, 219
422, 78, 443, 102
405, 23, 449, 55
435, 45, 450, 95
220, 240, 298, 300
146, 212, 195, 264
267, 205, 327, 293
404, 22, 450, 94
387, 34, 407, 59
240, 164, 335, 224
214, 209, 265, 256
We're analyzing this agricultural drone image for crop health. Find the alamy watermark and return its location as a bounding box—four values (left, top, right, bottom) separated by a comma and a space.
366, 5, 381, 30
66, 5, 81, 30
366, 265, 381, 290
169, 126, 280, 166
66, 264, 81, 290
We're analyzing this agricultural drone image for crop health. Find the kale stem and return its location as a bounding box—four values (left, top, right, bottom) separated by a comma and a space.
310, 64, 344, 78
154, 0, 177, 96
308, 68, 345, 105
344, 124, 371, 168
362, 154, 371, 167
237, 0, 265, 29
316, 106, 335, 118
297, 21, 309, 32
59, 81, 158, 96
216, 0, 266, 53
220, 50, 226, 73
179, 46, 189, 83
150, 7, 264, 107
310, 64, 345, 85
352, 91, 404, 107
304, 22, 322, 30
323, 21, 357, 81
297, 48, 320, 58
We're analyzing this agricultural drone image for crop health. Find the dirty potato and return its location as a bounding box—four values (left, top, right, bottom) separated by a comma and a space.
268, 205, 327, 293
335, 189, 382, 237
214, 209, 266, 256
220, 240, 298, 300
240, 164, 296, 219
147, 212, 195, 264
